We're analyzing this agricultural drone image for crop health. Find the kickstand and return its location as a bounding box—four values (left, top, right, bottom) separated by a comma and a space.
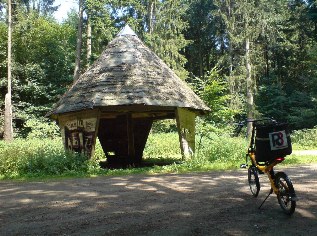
259, 188, 273, 209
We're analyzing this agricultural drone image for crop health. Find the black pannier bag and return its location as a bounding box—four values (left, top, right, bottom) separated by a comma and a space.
255, 123, 292, 162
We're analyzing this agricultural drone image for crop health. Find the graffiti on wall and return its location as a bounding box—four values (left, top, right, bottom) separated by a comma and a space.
64, 118, 97, 157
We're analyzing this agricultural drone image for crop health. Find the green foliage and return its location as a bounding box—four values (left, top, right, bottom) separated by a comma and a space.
144, 0, 190, 79
257, 83, 317, 129
1, 0, 317, 140
0, 11, 76, 137
18, 0, 59, 16
151, 120, 177, 133
144, 132, 181, 159
195, 119, 246, 169
201, 69, 238, 123
188, 68, 239, 124
84, 0, 116, 61
0, 126, 317, 180
291, 127, 317, 150
185, 0, 216, 78
23, 118, 60, 139
0, 139, 92, 178
198, 134, 247, 168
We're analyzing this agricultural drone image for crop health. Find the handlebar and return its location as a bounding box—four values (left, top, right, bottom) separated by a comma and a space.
238, 117, 276, 126
235, 118, 277, 136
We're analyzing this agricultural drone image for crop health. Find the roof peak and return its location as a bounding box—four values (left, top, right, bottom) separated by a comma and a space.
117, 24, 137, 37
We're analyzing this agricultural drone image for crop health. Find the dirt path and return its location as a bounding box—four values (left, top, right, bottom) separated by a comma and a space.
0, 164, 316, 236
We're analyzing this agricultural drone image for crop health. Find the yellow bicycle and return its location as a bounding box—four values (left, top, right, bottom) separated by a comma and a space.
238, 118, 297, 215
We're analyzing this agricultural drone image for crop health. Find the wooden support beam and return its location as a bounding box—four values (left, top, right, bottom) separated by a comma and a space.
176, 108, 196, 160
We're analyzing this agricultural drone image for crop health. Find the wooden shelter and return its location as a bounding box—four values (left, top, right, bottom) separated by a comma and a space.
47, 25, 210, 166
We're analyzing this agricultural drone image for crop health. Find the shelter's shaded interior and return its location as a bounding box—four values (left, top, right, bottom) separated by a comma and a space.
98, 109, 176, 167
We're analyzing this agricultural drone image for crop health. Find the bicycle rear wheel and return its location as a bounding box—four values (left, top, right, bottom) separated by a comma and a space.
275, 172, 296, 215
248, 166, 260, 197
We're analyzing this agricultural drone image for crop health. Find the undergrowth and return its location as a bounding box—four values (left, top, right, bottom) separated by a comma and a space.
0, 127, 316, 180
291, 127, 317, 150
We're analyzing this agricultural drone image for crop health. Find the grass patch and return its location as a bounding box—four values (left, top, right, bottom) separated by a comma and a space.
291, 127, 317, 150
0, 129, 317, 181
282, 154, 317, 165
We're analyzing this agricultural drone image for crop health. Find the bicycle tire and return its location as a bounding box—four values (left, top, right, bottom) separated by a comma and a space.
275, 172, 296, 215
248, 166, 260, 197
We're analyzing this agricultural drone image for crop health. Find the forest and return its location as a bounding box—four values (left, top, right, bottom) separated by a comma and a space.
0, 0, 317, 139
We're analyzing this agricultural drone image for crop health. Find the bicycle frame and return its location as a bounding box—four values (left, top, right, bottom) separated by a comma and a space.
247, 151, 284, 194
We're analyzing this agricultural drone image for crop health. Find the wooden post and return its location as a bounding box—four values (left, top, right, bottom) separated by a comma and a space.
176, 108, 196, 160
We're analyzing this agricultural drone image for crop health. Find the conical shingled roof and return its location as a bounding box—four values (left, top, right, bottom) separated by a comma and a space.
47, 25, 210, 117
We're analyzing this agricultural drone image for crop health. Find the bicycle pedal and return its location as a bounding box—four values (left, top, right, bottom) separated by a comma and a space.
240, 164, 248, 169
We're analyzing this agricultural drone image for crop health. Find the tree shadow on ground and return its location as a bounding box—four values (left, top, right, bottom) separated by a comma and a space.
0, 165, 316, 235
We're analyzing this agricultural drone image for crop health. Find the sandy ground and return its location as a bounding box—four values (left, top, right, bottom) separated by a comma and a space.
0, 164, 316, 236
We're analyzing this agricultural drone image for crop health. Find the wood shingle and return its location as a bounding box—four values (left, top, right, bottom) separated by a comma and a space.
47, 25, 209, 118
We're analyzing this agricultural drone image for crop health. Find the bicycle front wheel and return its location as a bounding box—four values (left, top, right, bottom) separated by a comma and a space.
275, 172, 296, 215
248, 166, 260, 197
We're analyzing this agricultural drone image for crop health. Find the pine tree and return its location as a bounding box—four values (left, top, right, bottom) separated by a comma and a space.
144, 0, 190, 79
185, 0, 216, 79
84, 0, 116, 63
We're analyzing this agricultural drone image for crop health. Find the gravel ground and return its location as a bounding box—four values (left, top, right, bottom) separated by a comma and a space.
0, 164, 316, 236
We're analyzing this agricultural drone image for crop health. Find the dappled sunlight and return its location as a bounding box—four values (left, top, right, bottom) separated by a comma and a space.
141, 175, 221, 193
111, 182, 129, 186
0, 165, 316, 235
18, 198, 33, 204
76, 191, 99, 197
50, 200, 82, 207
0, 187, 20, 193
146, 204, 164, 210
297, 208, 316, 219
174, 211, 192, 217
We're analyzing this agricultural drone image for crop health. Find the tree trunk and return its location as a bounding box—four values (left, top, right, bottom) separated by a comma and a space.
315, 22, 317, 42
4, 0, 13, 141
148, 0, 155, 34
198, 38, 203, 78
86, 15, 92, 67
73, 0, 84, 81
264, 43, 269, 77
246, 37, 254, 138
227, 4, 234, 106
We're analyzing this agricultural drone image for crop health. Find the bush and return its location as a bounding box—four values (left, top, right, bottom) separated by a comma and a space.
291, 127, 317, 150
144, 132, 181, 159
23, 118, 60, 139
151, 120, 177, 133
197, 133, 247, 168
1, 125, 315, 180
0, 139, 98, 179
144, 129, 247, 170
